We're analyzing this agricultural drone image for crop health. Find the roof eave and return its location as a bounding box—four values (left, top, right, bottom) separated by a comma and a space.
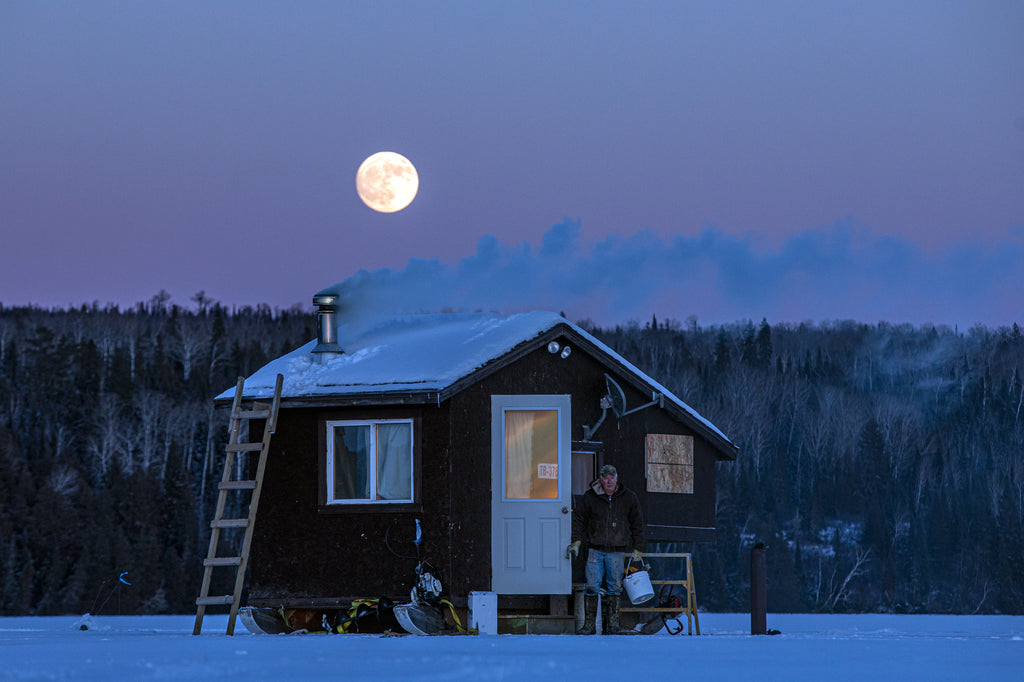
214, 390, 443, 410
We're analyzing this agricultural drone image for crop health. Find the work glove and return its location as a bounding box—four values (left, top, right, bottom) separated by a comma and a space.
566, 541, 581, 560
630, 549, 643, 563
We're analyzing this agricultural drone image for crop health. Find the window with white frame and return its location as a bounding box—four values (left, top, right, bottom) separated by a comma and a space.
325, 419, 413, 504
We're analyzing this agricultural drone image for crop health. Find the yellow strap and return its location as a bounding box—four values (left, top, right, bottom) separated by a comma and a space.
277, 606, 291, 631
338, 599, 378, 634
439, 599, 471, 634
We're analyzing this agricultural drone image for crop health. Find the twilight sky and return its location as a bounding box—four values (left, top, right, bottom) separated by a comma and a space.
2, 1, 1022, 328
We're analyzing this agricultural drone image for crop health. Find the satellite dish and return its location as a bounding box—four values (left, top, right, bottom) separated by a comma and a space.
605, 375, 627, 418
583, 374, 664, 440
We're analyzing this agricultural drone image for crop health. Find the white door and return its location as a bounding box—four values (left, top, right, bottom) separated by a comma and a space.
490, 395, 572, 594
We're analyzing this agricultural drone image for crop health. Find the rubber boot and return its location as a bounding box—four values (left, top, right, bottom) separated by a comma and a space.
602, 594, 626, 634
576, 594, 598, 635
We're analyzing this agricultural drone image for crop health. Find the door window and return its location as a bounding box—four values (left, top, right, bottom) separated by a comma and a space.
503, 409, 558, 499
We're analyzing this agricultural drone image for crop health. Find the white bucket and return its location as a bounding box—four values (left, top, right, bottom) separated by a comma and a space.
623, 564, 654, 605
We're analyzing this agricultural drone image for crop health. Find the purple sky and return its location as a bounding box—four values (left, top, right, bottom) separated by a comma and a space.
2, 1, 1022, 328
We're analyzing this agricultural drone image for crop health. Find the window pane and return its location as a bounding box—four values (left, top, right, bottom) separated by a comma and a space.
571, 451, 595, 496
376, 422, 412, 501
334, 425, 370, 500
504, 410, 558, 499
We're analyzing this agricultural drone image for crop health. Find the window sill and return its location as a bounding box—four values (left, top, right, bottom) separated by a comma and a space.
317, 503, 423, 515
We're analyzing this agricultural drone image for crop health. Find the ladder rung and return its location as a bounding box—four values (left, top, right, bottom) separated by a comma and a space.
233, 408, 271, 420
196, 595, 235, 606
211, 519, 249, 529
651, 580, 690, 585
225, 442, 264, 452
204, 557, 242, 567
219, 480, 257, 490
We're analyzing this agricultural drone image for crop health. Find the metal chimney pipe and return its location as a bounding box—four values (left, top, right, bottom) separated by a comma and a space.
311, 293, 343, 359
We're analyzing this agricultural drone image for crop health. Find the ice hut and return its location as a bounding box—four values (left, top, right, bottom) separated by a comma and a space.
215, 292, 736, 630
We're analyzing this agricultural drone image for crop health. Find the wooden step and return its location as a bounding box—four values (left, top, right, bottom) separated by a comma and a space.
219, 480, 257, 490
497, 614, 576, 635
196, 595, 235, 606
225, 442, 263, 452
211, 519, 249, 529
204, 556, 242, 567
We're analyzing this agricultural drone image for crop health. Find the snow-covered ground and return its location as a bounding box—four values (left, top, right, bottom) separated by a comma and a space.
2, 613, 1021, 681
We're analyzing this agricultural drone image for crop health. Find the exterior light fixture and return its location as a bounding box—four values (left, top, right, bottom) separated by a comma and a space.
560, 346, 572, 359
547, 341, 561, 354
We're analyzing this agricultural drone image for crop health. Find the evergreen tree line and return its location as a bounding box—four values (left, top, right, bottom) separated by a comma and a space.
583, 315, 1024, 615
0, 293, 314, 615
1, 297, 1021, 615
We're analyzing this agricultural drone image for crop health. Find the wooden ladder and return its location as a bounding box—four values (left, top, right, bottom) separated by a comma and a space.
193, 373, 283, 635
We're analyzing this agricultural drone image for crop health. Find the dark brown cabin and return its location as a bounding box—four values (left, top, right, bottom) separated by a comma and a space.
216, 307, 736, 613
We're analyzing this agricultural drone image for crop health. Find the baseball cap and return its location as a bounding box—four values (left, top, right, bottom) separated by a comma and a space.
599, 464, 618, 477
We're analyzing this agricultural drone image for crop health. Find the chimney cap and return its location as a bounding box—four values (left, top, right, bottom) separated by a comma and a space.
313, 293, 338, 307
311, 290, 343, 358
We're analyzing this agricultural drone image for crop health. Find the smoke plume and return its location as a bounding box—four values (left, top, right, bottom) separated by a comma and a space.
321, 219, 1023, 328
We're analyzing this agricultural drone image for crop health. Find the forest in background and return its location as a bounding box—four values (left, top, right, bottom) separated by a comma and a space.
1, 293, 1022, 616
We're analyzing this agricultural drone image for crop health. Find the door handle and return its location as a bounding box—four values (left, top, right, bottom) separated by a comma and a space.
561, 506, 569, 514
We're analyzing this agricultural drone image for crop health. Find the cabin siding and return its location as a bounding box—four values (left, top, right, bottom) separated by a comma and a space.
247, 336, 723, 607
248, 405, 444, 606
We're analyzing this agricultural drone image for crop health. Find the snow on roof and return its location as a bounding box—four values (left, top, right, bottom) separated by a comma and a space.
218, 311, 564, 399
219, 309, 732, 447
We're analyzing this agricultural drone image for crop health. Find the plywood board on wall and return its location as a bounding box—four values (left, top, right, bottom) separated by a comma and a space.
645, 434, 694, 494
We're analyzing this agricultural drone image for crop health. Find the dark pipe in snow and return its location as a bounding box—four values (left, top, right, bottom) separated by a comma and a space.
750, 542, 767, 635
311, 292, 343, 359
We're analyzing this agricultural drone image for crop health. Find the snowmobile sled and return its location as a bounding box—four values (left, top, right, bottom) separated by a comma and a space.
238, 607, 291, 635
391, 558, 469, 635
393, 602, 447, 636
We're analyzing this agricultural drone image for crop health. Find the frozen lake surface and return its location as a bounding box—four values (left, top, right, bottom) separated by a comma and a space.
2, 612, 1022, 680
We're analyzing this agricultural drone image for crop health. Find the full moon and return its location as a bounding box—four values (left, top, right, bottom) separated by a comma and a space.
355, 151, 419, 213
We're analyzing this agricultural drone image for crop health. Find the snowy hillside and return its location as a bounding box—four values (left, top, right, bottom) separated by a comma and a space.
3, 613, 1021, 681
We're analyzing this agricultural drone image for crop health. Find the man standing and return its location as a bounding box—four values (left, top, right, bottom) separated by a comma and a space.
566, 464, 645, 635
